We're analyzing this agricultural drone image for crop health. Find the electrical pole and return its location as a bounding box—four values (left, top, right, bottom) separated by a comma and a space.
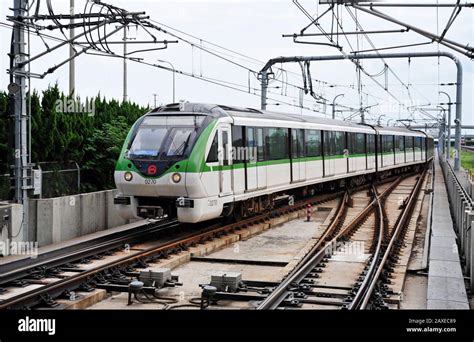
10, 0, 30, 241
332, 93, 344, 119
440, 91, 452, 160
123, 26, 127, 103
157, 59, 176, 103
437, 106, 447, 156
259, 51, 463, 170
69, 0, 75, 96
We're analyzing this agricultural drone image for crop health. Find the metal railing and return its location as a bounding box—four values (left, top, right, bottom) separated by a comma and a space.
439, 154, 474, 291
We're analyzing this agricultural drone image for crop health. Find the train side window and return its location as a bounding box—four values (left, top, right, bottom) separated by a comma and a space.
346, 133, 354, 155
291, 129, 305, 158
367, 134, 375, 154
355, 133, 366, 154
222, 131, 229, 165
291, 129, 298, 158
405, 136, 414, 152
266, 127, 288, 160
382, 135, 394, 153
323, 131, 335, 156
335, 131, 345, 155
395, 136, 404, 153
246, 127, 256, 162
206, 132, 218, 163
306, 129, 321, 157
414, 137, 422, 151
297, 129, 305, 157
232, 125, 244, 163
256, 128, 265, 162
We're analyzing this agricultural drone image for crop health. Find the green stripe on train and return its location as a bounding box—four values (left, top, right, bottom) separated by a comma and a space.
116, 119, 422, 179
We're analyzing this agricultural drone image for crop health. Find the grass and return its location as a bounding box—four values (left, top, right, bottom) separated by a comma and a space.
460, 149, 474, 174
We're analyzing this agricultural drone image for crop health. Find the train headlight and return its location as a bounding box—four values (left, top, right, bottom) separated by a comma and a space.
172, 172, 182, 183
124, 172, 133, 182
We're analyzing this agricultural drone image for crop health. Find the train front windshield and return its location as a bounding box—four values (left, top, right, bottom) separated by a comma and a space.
128, 115, 205, 160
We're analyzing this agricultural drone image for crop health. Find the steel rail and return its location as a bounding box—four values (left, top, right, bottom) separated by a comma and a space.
359, 170, 427, 309
256, 177, 403, 310
0, 219, 181, 285
0, 192, 341, 309
346, 185, 385, 310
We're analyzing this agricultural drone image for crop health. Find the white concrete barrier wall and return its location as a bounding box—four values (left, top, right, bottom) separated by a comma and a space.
29, 189, 129, 247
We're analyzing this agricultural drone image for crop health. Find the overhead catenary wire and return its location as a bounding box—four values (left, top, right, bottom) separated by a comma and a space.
4, 2, 377, 116
291, 1, 443, 122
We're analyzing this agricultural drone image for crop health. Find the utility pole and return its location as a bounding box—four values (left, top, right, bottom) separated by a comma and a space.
157, 59, 176, 103
153, 94, 158, 108
437, 106, 447, 156
69, 0, 75, 96
10, 0, 30, 241
439, 91, 452, 160
123, 26, 127, 103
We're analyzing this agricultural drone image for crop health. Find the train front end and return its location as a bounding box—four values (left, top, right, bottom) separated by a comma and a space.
114, 111, 215, 222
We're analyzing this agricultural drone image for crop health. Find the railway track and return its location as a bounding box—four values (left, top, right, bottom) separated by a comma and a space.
0, 190, 342, 310
255, 171, 426, 310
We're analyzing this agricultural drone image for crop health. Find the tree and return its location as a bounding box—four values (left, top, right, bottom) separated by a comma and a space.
0, 85, 148, 198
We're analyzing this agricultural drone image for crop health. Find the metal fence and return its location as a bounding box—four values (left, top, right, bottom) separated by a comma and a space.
0, 172, 10, 201
0, 161, 82, 200
439, 154, 474, 291
36, 161, 80, 198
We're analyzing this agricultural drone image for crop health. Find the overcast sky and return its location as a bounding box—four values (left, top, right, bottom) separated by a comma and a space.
1, 0, 473, 130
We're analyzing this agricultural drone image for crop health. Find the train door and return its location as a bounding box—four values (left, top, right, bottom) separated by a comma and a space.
298, 131, 306, 181
291, 129, 306, 182
323, 131, 335, 177
245, 127, 257, 191
256, 127, 267, 189
347, 133, 356, 172
218, 124, 233, 196
367, 134, 376, 170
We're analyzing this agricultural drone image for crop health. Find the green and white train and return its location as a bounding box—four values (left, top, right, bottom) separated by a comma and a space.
114, 102, 433, 223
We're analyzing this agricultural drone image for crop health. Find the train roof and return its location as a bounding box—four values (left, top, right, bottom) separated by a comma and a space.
151, 102, 428, 137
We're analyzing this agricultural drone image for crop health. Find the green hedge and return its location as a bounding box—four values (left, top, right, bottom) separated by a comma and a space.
0, 85, 148, 198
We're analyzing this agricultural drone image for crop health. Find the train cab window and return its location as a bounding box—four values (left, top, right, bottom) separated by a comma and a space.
206, 133, 218, 163
265, 127, 289, 160
355, 133, 366, 154
306, 129, 321, 157
367, 134, 376, 154
166, 127, 194, 156
129, 115, 205, 161
291, 129, 305, 158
